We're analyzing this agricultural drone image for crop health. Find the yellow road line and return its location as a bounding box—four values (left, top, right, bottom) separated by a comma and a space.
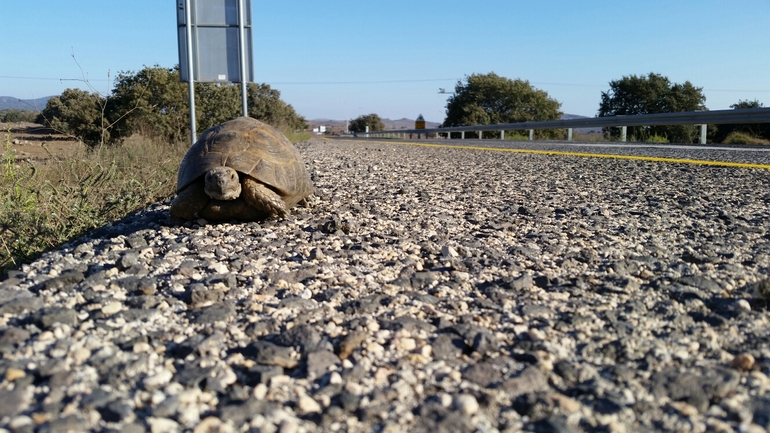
357, 140, 770, 170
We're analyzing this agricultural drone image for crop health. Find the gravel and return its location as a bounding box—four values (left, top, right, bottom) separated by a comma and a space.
1, 137, 770, 432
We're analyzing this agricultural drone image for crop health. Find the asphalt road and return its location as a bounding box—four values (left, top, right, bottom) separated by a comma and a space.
341, 137, 770, 168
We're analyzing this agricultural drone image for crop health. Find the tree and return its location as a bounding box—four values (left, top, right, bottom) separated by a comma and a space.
0, 109, 37, 123
35, 65, 307, 146
711, 99, 768, 143
109, 65, 191, 143
598, 73, 707, 143
349, 113, 385, 132
443, 72, 562, 138
246, 83, 307, 131
108, 65, 307, 143
37, 89, 107, 146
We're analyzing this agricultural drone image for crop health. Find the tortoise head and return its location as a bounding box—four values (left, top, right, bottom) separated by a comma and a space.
204, 166, 242, 200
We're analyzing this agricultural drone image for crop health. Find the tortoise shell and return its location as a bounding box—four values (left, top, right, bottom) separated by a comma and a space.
177, 116, 313, 208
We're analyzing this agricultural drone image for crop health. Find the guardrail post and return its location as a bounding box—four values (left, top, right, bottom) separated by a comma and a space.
461, 131, 465, 140
567, 128, 573, 141
500, 130, 504, 140
528, 130, 533, 140
621, 126, 627, 142
478, 131, 483, 140
699, 124, 707, 144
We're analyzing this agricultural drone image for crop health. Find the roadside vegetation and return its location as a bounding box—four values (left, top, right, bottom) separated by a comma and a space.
722, 131, 770, 145
0, 125, 309, 274
439, 72, 767, 145
443, 73, 563, 140
0, 109, 38, 123
1, 129, 183, 273
1, 65, 310, 274
349, 113, 385, 133
37, 65, 308, 148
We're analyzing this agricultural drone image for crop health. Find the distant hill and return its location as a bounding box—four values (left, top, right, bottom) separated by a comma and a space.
0, 96, 54, 111
561, 113, 588, 120
307, 117, 441, 133
308, 114, 594, 132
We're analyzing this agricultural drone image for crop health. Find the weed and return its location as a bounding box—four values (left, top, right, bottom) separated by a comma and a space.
722, 131, 770, 145
0, 128, 186, 273
283, 129, 311, 143
505, 132, 529, 141
644, 134, 669, 144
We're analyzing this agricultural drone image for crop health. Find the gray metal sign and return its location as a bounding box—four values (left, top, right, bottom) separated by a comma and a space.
177, 0, 253, 83
177, 0, 253, 144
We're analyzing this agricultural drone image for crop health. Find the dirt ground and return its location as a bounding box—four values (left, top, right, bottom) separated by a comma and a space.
1, 121, 83, 160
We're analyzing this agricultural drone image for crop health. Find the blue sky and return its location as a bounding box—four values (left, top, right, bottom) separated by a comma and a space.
2, 1, 769, 122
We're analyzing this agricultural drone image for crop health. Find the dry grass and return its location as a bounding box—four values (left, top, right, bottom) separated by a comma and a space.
1, 123, 310, 274
1, 128, 187, 273
722, 131, 770, 146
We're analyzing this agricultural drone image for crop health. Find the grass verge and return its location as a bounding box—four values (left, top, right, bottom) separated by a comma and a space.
1, 129, 185, 274
1, 125, 312, 275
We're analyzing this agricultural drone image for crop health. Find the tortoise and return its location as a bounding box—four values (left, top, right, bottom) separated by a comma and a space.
170, 117, 313, 221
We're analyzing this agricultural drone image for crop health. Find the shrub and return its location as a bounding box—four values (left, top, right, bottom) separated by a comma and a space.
644, 134, 669, 144
36, 65, 307, 147
37, 89, 108, 146
0, 109, 38, 123
505, 131, 529, 140
722, 131, 770, 145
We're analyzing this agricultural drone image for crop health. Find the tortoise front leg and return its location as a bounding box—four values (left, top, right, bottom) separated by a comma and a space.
170, 178, 209, 220
241, 177, 288, 217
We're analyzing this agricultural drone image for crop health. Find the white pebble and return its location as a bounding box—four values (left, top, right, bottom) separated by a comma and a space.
441, 245, 459, 258
298, 395, 322, 414
193, 417, 234, 433
329, 372, 343, 385
148, 417, 180, 433
71, 348, 91, 365
253, 383, 268, 400
278, 419, 298, 433
395, 337, 417, 351
528, 328, 546, 341
453, 394, 479, 415
208, 262, 228, 274
101, 302, 122, 315
143, 369, 173, 390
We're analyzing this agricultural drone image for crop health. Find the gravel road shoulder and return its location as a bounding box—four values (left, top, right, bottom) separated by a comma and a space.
1, 138, 769, 433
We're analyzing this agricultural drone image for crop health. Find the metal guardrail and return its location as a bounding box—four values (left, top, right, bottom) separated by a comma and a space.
363, 107, 770, 144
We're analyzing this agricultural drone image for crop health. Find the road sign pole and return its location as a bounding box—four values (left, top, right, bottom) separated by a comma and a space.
238, 0, 248, 117
184, 0, 197, 144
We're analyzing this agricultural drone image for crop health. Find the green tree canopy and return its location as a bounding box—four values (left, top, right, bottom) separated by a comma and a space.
711, 99, 768, 143
598, 72, 707, 143
731, 99, 763, 109
36, 65, 307, 146
37, 89, 107, 146
108, 66, 190, 143
0, 109, 38, 123
442, 72, 562, 138
349, 113, 385, 132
